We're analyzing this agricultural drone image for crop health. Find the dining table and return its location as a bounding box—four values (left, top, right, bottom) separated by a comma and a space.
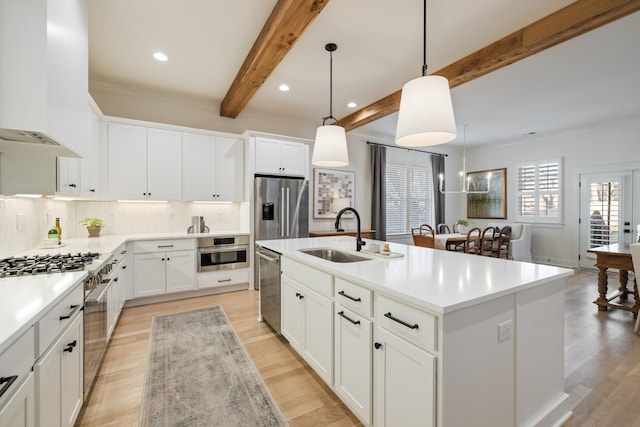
434, 233, 468, 251
586, 242, 639, 317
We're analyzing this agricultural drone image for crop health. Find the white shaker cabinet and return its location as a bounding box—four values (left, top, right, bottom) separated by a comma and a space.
182, 133, 244, 201
281, 259, 333, 386
80, 100, 102, 197
133, 239, 196, 298
0, 373, 34, 427
107, 123, 182, 200
34, 309, 84, 427
255, 137, 306, 176
56, 157, 81, 196
373, 327, 435, 427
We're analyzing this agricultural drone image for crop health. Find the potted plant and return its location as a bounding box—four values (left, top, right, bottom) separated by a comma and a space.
456, 219, 469, 233
80, 217, 105, 237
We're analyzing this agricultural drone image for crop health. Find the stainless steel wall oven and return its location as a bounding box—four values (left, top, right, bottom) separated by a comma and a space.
197, 235, 249, 272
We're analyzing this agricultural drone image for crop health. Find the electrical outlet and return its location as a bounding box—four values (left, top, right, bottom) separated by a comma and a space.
498, 320, 513, 342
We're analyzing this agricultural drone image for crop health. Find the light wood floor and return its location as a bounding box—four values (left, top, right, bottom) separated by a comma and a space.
77, 270, 640, 427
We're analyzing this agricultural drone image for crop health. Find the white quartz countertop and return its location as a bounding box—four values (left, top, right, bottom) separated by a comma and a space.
0, 271, 87, 355
256, 236, 574, 314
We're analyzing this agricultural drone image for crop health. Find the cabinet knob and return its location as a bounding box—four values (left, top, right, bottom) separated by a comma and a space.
374, 342, 382, 350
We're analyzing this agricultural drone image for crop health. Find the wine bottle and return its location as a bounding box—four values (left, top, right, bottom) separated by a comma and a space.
55, 217, 62, 245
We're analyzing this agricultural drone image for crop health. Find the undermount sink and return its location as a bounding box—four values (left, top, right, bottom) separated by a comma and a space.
299, 248, 372, 263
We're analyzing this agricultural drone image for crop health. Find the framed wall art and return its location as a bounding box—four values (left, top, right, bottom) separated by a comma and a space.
467, 168, 507, 219
313, 168, 355, 218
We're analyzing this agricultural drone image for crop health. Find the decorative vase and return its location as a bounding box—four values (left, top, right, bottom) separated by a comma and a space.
87, 226, 102, 237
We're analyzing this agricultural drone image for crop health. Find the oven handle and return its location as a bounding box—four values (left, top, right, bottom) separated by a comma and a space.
85, 280, 111, 303
198, 245, 248, 255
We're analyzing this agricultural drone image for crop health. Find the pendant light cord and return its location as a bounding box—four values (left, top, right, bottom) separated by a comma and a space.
422, 0, 427, 77
323, 43, 338, 125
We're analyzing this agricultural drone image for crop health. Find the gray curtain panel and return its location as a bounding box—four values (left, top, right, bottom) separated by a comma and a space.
431, 155, 445, 227
370, 144, 386, 241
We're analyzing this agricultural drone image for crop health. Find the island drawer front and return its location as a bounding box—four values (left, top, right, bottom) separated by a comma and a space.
335, 278, 372, 318
0, 326, 35, 401
282, 258, 332, 298
133, 239, 195, 253
37, 284, 83, 357
376, 295, 437, 352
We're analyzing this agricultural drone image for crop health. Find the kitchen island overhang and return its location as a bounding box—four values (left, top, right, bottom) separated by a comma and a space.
257, 236, 574, 427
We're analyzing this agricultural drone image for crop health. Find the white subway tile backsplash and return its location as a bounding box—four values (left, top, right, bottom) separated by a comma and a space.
0, 197, 245, 257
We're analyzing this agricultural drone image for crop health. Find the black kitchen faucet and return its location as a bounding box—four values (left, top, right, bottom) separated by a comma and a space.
334, 207, 366, 252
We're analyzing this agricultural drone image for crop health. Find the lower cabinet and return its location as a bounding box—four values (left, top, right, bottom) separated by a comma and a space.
281, 275, 333, 385
133, 241, 196, 298
373, 327, 436, 427
34, 311, 84, 427
334, 306, 372, 425
0, 373, 35, 427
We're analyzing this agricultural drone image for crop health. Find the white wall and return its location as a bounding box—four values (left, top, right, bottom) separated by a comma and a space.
462, 114, 640, 267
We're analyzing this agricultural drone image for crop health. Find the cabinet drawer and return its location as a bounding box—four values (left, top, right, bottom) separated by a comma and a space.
282, 257, 332, 298
0, 326, 35, 405
197, 268, 249, 289
376, 295, 437, 352
133, 239, 195, 253
335, 278, 372, 318
37, 284, 83, 357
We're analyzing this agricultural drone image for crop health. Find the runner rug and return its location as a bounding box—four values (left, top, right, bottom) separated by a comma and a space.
139, 306, 288, 426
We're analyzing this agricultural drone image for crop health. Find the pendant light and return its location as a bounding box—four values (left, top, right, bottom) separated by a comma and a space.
312, 43, 349, 167
395, 0, 456, 147
438, 125, 491, 194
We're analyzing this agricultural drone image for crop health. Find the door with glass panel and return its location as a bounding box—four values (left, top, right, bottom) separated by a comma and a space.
579, 173, 632, 268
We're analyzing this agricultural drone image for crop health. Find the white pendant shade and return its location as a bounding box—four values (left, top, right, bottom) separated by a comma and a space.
312, 124, 349, 167
395, 75, 457, 147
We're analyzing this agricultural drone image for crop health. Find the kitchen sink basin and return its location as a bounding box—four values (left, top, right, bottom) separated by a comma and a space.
299, 248, 372, 263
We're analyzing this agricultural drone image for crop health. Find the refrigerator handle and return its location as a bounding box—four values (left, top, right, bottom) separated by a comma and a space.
285, 187, 290, 237
280, 187, 286, 237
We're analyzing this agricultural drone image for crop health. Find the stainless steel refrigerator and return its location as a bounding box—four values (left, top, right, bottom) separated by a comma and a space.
254, 175, 309, 333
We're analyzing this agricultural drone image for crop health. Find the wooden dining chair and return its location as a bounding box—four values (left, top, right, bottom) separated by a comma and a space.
412, 224, 435, 248
480, 227, 497, 256
464, 227, 481, 255
630, 244, 640, 334
437, 224, 451, 234
492, 226, 512, 259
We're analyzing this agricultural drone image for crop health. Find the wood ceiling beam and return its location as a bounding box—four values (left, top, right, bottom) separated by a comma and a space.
220, 0, 329, 119
339, 0, 640, 132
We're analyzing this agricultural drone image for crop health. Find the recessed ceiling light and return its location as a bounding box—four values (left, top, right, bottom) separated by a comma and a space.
347, 102, 357, 108
153, 52, 168, 62
278, 84, 290, 92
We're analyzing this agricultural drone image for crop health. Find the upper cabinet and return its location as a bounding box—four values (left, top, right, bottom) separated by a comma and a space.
255, 137, 307, 177
182, 133, 244, 202
107, 123, 182, 201
0, 0, 89, 158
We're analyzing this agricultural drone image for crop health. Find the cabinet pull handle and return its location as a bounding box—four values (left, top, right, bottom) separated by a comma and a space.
295, 292, 304, 300
122, 265, 127, 269
338, 311, 360, 325
338, 290, 361, 302
59, 304, 80, 321
157, 244, 174, 248
218, 278, 232, 283
69, 183, 77, 188
89, 189, 96, 192
0, 375, 18, 398
384, 312, 419, 330
374, 342, 382, 350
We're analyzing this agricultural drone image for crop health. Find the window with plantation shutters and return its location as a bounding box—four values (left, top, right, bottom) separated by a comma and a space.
386, 161, 434, 235
516, 158, 562, 223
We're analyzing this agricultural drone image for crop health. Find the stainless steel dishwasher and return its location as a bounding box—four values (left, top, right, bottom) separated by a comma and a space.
256, 245, 281, 334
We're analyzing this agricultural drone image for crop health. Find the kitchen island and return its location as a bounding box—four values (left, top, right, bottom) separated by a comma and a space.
257, 236, 574, 427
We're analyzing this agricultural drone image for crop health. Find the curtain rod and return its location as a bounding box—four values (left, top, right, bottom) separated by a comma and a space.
366, 141, 447, 157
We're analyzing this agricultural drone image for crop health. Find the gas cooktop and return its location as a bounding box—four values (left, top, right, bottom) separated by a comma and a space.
0, 252, 101, 278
